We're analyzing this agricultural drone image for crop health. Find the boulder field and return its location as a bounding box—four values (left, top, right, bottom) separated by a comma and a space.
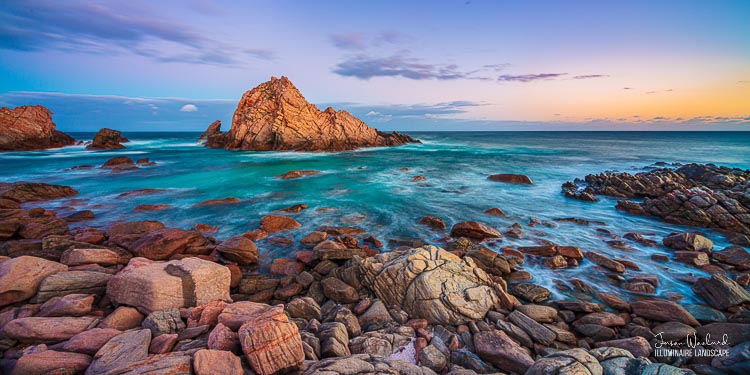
0, 177, 747, 374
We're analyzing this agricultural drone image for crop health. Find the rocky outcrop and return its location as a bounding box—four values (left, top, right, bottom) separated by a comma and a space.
0, 105, 76, 151
198, 120, 222, 143
359, 246, 502, 325
563, 164, 750, 244
205, 76, 419, 151
86, 128, 129, 150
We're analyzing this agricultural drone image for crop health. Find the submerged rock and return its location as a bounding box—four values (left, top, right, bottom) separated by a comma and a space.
488, 173, 533, 185
207, 76, 419, 152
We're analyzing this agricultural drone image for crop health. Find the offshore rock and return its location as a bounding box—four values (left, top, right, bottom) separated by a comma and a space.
0, 105, 76, 151
208, 76, 418, 152
87, 128, 129, 150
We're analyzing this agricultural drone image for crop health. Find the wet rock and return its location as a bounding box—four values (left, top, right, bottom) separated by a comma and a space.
663, 232, 714, 253
485, 207, 506, 216
102, 156, 136, 169
238, 304, 304, 375
450, 221, 502, 240
512, 283, 552, 303
259, 215, 301, 233
3, 316, 97, 343
0, 256, 67, 306
216, 235, 258, 265
596, 292, 631, 311
107, 257, 231, 314
674, 251, 710, 266
87, 128, 128, 150
556, 301, 602, 313
526, 348, 602, 375
11, 350, 91, 375
631, 299, 699, 326
301, 231, 328, 247
192, 197, 241, 207
516, 305, 558, 323
488, 173, 533, 184
360, 246, 502, 325
130, 228, 208, 260
474, 329, 534, 373
713, 245, 750, 269
277, 170, 321, 179
585, 251, 626, 273
692, 273, 750, 310
418, 216, 447, 231
193, 349, 243, 375
697, 323, 750, 346
711, 341, 750, 374
519, 245, 557, 257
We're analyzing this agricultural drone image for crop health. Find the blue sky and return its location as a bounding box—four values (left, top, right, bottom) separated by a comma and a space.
1, 0, 748, 131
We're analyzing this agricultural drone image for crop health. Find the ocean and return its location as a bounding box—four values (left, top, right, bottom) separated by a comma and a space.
2, 131, 749, 304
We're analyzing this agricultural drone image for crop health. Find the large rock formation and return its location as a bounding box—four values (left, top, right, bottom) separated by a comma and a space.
205, 76, 418, 151
86, 128, 129, 150
0, 105, 76, 151
563, 164, 750, 244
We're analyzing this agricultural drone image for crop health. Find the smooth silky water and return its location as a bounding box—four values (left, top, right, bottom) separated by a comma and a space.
2, 131, 749, 304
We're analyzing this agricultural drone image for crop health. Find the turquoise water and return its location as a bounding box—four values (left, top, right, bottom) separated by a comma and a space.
2, 131, 749, 303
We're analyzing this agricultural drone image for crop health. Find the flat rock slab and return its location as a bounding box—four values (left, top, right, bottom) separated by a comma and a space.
0, 255, 67, 306
106, 257, 231, 314
3, 316, 97, 343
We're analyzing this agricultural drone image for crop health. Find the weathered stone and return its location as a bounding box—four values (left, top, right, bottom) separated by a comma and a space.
360, 246, 501, 325
450, 221, 502, 240
142, 308, 186, 337
130, 228, 207, 260
508, 310, 556, 345
663, 232, 714, 253
64, 328, 123, 355
38, 293, 94, 317
526, 348, 603, 375
286, 297, 321, 321
692, 273, 750, 310
218, 301, 269, 331
11, 350, 91, 375
595, 336, 652, 358
259, 215, 301, 233
148, 333, 177, 354
33, 270, 111, 303
216, 235, 258, 265
585, 251, 625, 273
0, 256, 67, 306
86, 329, 151, 375
193, 349, 243, 375
107, 257, 231, 314
319, 322, 351, 358
321, 277, 359, 304
3, 316, 97, 343
0, 105, 76, 151
87, 128, 128, 150
98, 306, 144, 331
238, 304, 304, 375
61, 247, 132, 267
213, 76, 417, 152
208, 323, 239, 352
631, 299, 699, 326
122, 352, 191, 374
474, 329, 534, 374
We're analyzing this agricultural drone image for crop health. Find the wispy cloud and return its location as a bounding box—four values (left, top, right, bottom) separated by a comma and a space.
572, 74, 609, 80
332, 53, 485, 80
498, 73, 567, 82
330, 33, 367, 50
0, 0, 274, 65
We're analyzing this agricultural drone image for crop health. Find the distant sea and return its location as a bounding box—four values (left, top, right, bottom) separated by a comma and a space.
2, 131, 749, 302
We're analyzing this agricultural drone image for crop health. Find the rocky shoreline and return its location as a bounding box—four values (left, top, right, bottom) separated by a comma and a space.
0, 165, 749, 374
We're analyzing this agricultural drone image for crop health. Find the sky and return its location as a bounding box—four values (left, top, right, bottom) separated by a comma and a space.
0, 0, 748, 131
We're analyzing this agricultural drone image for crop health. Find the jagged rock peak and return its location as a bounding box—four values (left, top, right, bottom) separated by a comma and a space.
207, 76, 419, 152
0, 105, 76, 151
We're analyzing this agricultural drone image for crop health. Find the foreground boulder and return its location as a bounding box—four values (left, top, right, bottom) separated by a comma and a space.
238, 303, 304, 374
0, 255, 67, 306
0, 182, 78, 203
360, 246, 501, 325
206, 76, 418, 151
474, 329, 534, 373
0, 105, 76, 151
3, 316, 97, 343
86, 329, 151, 375
107, 257, 231, 314
86, 128, 129, 150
